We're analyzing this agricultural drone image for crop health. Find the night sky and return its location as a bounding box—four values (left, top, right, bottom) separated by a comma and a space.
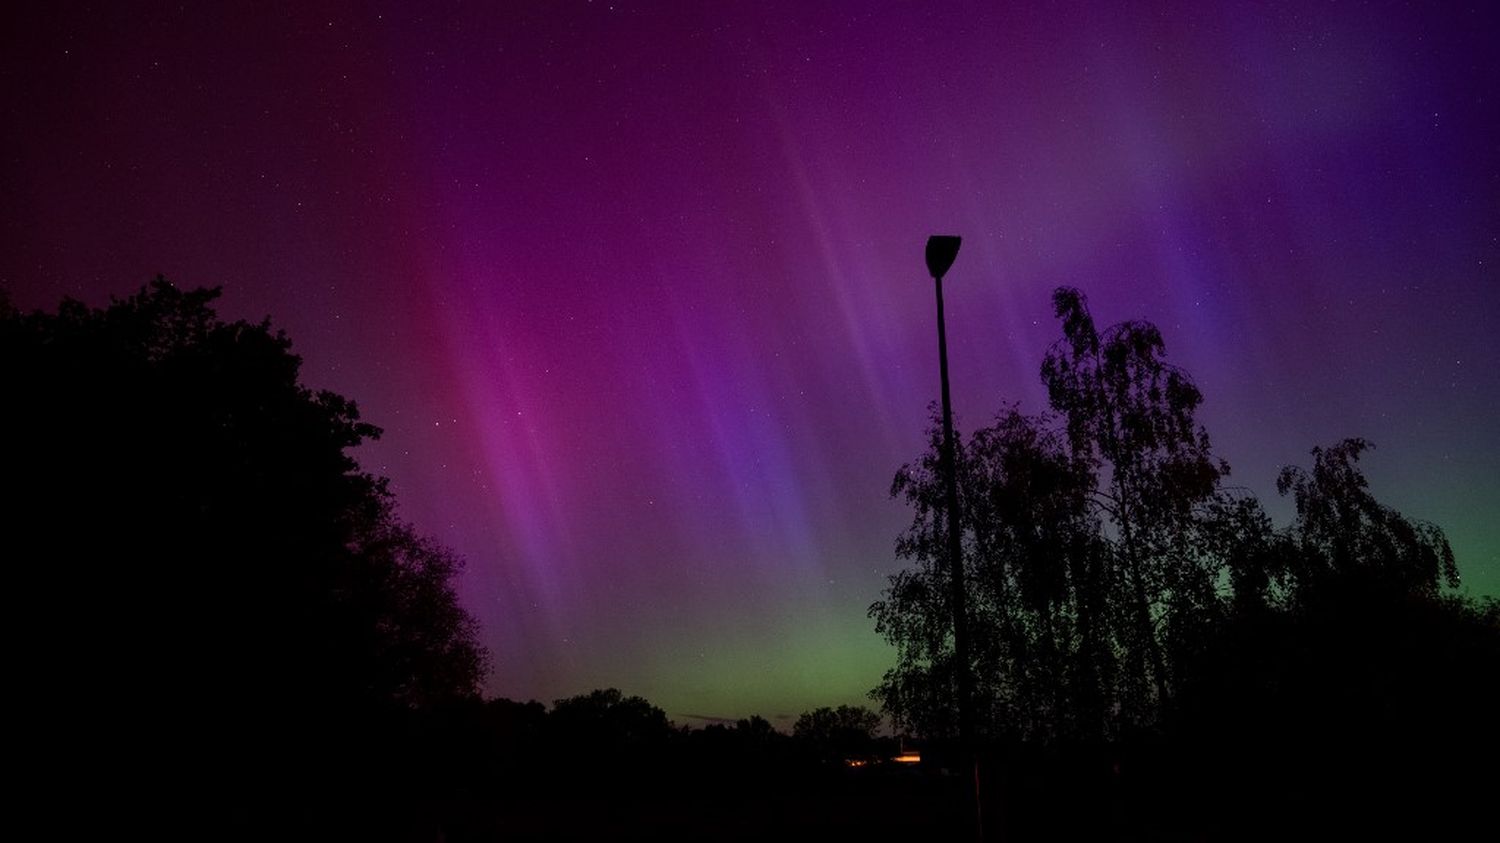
3, 1, 1496, 724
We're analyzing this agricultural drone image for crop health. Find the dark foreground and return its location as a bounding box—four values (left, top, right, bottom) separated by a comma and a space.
256, 733, 1492, 842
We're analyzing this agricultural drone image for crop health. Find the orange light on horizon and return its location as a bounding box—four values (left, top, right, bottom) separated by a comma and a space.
893, 751, 921, 764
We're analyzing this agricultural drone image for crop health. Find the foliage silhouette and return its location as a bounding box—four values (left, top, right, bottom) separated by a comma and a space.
871, 285, 1496, 840
2, 278, 486, 836
792, 704, 883, 761
873, 406, 1111, 742
1157, 437, 1485, 838
548, 686, 674, 775
1277, 437, 1458, 598
874, 287, 1247, 741
1167, 588, 1498, 839
872, 288, 1474, 741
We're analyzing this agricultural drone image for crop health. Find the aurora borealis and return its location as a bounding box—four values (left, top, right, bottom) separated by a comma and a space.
2, 1, 1495, 723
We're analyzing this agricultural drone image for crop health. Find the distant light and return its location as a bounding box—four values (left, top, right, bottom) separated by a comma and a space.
893, 751, 921, 764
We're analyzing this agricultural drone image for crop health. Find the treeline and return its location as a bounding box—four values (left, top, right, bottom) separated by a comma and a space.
396, 692, 964, 841
872, 287, 1500, 839
420, 692, 891, 787
423, 691, 892, 777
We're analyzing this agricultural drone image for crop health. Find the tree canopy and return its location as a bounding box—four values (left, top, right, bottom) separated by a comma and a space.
792, 704, 884, 760
871, 287, 1467, 744
2, 279, 487, 829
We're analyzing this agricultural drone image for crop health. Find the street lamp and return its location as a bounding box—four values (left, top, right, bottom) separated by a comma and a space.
926, 235, 962, 280
925, 234, 981, 840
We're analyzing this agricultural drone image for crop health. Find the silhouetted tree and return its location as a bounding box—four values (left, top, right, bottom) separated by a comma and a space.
1040, 287, 1230, 718
735, 714, 778, 742
872, 287, 1478, 758
1276, 437, 1458, 599
870, 412, 970, 741
1, 278, 486, 834
874, 288, 1246, 741
549, 687, 673, 750
1168, 585, 1496, 839
872, 407, 1109, 741
793, 704, 882, 760
1141, 436, 1486, 837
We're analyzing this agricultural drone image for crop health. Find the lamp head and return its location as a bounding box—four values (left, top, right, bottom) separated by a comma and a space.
925, 235, 962, 279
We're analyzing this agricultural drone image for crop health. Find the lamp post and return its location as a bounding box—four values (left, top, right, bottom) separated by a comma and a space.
925, 235, 982, 840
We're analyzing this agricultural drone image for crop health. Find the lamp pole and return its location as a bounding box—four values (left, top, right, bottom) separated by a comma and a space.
925, 235, 982, 841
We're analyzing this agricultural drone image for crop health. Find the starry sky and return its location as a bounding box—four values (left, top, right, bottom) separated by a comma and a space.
3, 1, 1496, 724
